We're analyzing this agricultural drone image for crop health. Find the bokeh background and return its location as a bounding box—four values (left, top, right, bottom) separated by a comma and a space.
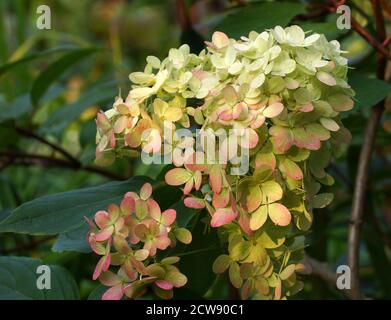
0, 0, 390, 299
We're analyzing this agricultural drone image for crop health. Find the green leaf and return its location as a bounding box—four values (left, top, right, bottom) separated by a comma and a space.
349, 72, 391, 111
0, 86, 64, 124
279, 264, 295, 280
300, 21, 349, 40
0, 47, 75, 76
0, 176, 153, 235
87, 284, 106, 300
212, 254, 231, 274
0, 256, 79, 299
31, 48, 98, 107
175, 214, 220, 298
52, 223, 90, 253
174, 227, 192, 244
40, 81, 117, 135
229, 261, 242, 288
312, 193, 334, 209
54, 183, 185, 253
215, 2, 305, 39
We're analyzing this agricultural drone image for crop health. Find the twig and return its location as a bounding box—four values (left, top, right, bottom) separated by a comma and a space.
0, 150, 125, 181
350, 18, 391, 61
175, 0, 190, 30
14, 126, 78, 164
348, 0, 387, 300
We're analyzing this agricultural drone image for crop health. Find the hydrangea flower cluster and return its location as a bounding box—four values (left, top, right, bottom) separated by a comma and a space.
87, 182, 191, 300
93, 25, 354, 299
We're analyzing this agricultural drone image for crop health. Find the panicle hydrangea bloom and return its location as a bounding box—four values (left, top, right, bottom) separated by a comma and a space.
87, 183, 191, 300
92, 25, 354, 300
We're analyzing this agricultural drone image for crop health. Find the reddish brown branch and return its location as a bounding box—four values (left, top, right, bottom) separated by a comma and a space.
350, 18, 391, 61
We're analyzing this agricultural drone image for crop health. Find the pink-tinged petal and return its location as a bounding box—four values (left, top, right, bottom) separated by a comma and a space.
114, 116, 128, 134
161, 209, 176, 226
96, 111, 111, 130
211, 208, 237, 227
269, 126, 294, 154
155, 236, 171, 250
212, 188, 230, 209
93, 256, 106, 280
99, 271, 121, 286
122, 260, 137, 280
316, 71, 336, 86
134, 223, 149, 241
268, 203, 291, 226
212, 31, 230, 49
238, 211, 253, 237
107, 204, 120, 221
193, 171, 202, 190
165, 168, 192, 186
144, 240, 157, 257
295, 134, 320, 150
298, 103, 314, 112
255, 152, 276, 171
89, 235, 106, 255
209, 165, 222, 194
142, 129, 162, 154
140, 182, 153, 200
184, 197, 205, 209
94, 225, 114, 242
125, 191, 139, 200
114, 217, 125, 231
248, 129, 259, 149
103, 254, 111, 272
219, 109, 233, 121
263, 102, 284, 118
155, 280, 174, 290
102, 284, 124, 300
183, 178, 194, 195
232, 103, 243, 119
109, 131, 116, 149
94, 210, 110, 229
184, 151, 209, 171
120, 196, 135, 214
250, 114, 265, 129
279, 158, 303, 180
147, 198, 162, 221
241, 185, 262, 213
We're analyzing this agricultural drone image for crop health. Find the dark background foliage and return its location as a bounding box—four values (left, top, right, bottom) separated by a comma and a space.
0, 0, 390, 300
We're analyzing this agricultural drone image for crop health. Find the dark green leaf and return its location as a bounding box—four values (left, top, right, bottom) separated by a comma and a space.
0, 85, 64, 123
215, 2, 305, 38
0, 176, 152, 235
52, 223, 90, 253
300, 22, 349, 41
87, 284, 106, 300
31, 48, 98, 107
40, 81, 117, 135
0, 47, 75, 76
0, 256, 79, 299
349, 72, 391, 111
175, 214, 220, 298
